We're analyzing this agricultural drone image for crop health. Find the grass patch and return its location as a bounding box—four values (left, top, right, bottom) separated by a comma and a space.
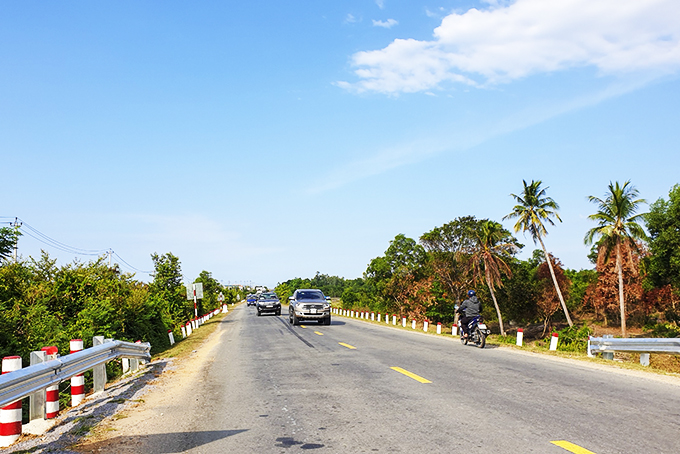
152, 307, 235, 361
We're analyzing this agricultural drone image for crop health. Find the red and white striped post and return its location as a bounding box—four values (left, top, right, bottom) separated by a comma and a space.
549, 332, 559, 351
0, 356, 23, 447
516, 328, 524, 346
41, 346, 59, 419
437, 322, 442, 334
70, 339, 85, 406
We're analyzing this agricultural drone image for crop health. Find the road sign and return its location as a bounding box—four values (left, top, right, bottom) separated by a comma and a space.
186, 282, 204, 300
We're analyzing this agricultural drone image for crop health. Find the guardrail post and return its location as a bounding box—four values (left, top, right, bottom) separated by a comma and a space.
516, 329, 524, 347
70, 339, 85, 406
640, 353, 650, 366
29, 351, 46, 421
92, 336, 108, 394
602, 335, 614, 360
41, 347, 59, 419
1, 356, 23, 447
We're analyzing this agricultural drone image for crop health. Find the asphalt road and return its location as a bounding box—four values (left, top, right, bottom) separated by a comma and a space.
134, 305, 680, 453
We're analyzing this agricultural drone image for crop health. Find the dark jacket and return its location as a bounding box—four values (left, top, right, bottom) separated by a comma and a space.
459, 295, 481, 318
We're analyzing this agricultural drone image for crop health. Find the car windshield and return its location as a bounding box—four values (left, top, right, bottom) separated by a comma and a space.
260, 293, 277, 300
297, 291, 324, 301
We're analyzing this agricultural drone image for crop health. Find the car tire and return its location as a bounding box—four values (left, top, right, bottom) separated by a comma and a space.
325, 315, 331, 325
257, 310, 261, 316
292, 312, 299, 326
276, 310, 281, 316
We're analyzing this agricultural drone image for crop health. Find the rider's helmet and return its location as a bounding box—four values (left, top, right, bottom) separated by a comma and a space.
467, 290, 476, 297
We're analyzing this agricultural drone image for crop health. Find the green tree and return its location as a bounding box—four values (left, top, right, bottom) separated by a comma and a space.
585, 181, 647, 337
645, 184, 680, 297
149, 252, 189, 325
0, 227, 20, 262
468, 220, 521, 336
504, 180, 573, 326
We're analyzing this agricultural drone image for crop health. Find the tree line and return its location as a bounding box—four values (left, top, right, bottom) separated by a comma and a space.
277, 181, 680, 338
0, 249, 240, 362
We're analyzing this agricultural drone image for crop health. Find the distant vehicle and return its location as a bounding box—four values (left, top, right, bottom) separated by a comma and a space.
256, 292, 281, 316
246, 294, 258, 306
288, 289, 331, 325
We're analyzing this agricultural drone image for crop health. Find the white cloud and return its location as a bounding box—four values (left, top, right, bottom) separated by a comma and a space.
339, 0, 680, 94
372, 18, 398, 29
376, 0, 385, 9
345, 13, 358, 24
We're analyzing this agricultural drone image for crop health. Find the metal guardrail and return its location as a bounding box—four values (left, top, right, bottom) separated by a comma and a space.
0, 340, 151, 408
589, 336, 680, 355
588, 336, 680, 365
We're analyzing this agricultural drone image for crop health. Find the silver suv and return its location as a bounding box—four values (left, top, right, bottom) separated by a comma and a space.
288, 289, 331, 325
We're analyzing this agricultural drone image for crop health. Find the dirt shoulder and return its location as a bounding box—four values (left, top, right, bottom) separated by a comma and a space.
72, 315, 227, 453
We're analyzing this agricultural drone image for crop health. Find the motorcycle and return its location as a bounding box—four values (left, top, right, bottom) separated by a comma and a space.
455, 305, 490, 349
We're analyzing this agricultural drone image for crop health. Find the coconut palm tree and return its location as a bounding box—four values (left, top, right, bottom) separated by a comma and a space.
467, 220, 519, 336
585, 181, 646, 337
504, 180, 573, 327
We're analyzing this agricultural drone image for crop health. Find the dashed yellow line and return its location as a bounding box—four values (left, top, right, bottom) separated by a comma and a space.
390, 367, 432, 384
551, 441, 596, 454
300, 325, 306, 328
314, 331, 323, 336
339, 342, 356, 349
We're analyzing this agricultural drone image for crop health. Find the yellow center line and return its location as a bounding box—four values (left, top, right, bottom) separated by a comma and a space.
300, 325, 306, 328
390, 367, 432, 384
551, 441, 596, 454
314, 331, 323, 336
339, 342, 356, 349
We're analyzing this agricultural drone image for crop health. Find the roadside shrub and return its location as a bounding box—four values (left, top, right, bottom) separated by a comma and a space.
556, 324, 592, 352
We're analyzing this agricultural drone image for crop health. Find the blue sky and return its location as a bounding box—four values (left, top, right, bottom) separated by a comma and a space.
2, 0, 679, 288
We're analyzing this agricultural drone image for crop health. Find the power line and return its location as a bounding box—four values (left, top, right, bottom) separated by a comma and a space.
2, 216, 153, 276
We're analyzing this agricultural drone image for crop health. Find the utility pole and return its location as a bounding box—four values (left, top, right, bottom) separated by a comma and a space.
10, 217, 22, 263
108, 249, 112, 267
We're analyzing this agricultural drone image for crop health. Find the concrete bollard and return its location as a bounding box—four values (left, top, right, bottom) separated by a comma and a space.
168, 329, 175, 346
411, 320, 416, 329
437, 322, 442, 334
516, 329, 524, 347
181, 326, 187, 338
371, 312, 375, 321
402, 317, 407, 328
377, 313, 381, 322
549, 332, 559, 351
1, 356, 23, 447
70, 339, 85, 406
423, 320, 429, 332
41, 347, 59, 419
452, 324, 458, 336
640, 353, 650, 366
392, 315, 397, 325
186, 322, 193, 336
351, 311, 354, 318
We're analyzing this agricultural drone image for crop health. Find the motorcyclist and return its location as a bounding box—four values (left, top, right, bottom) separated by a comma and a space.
457, 290, 481, 338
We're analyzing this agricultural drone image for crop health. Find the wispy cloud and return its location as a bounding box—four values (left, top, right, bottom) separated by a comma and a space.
317, 74, 658, 194
372, 18, 398, 29
375, 0, 385, 9
339, 0, 680, 94
344, 13, 359, 24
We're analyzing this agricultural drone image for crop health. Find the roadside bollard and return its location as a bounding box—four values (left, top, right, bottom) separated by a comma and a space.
549, 332, 559, 351
423, 320, 429, 332
70, 339, 85, 406
41, 346, 59, 419
351, 311, 354, 318
437, 322, 442, 334
392, 315, 397, 325
452, 324, 458, 336
516, 329, 524, 346
371, 312, 375, 321
411, 320, 416, 329
377, 313, 381, 322
168, 329, 175, 346
0, 356, 23, 447
402, 317, 407, 327
181, 326, 187, 338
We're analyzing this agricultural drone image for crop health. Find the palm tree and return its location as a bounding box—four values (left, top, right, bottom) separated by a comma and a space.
467, 220, 519, 336
504, 180, 573, 327
585, 181, 646, 337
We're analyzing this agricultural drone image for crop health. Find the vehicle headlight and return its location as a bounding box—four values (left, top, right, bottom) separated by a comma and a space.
323, 303, 330, 309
